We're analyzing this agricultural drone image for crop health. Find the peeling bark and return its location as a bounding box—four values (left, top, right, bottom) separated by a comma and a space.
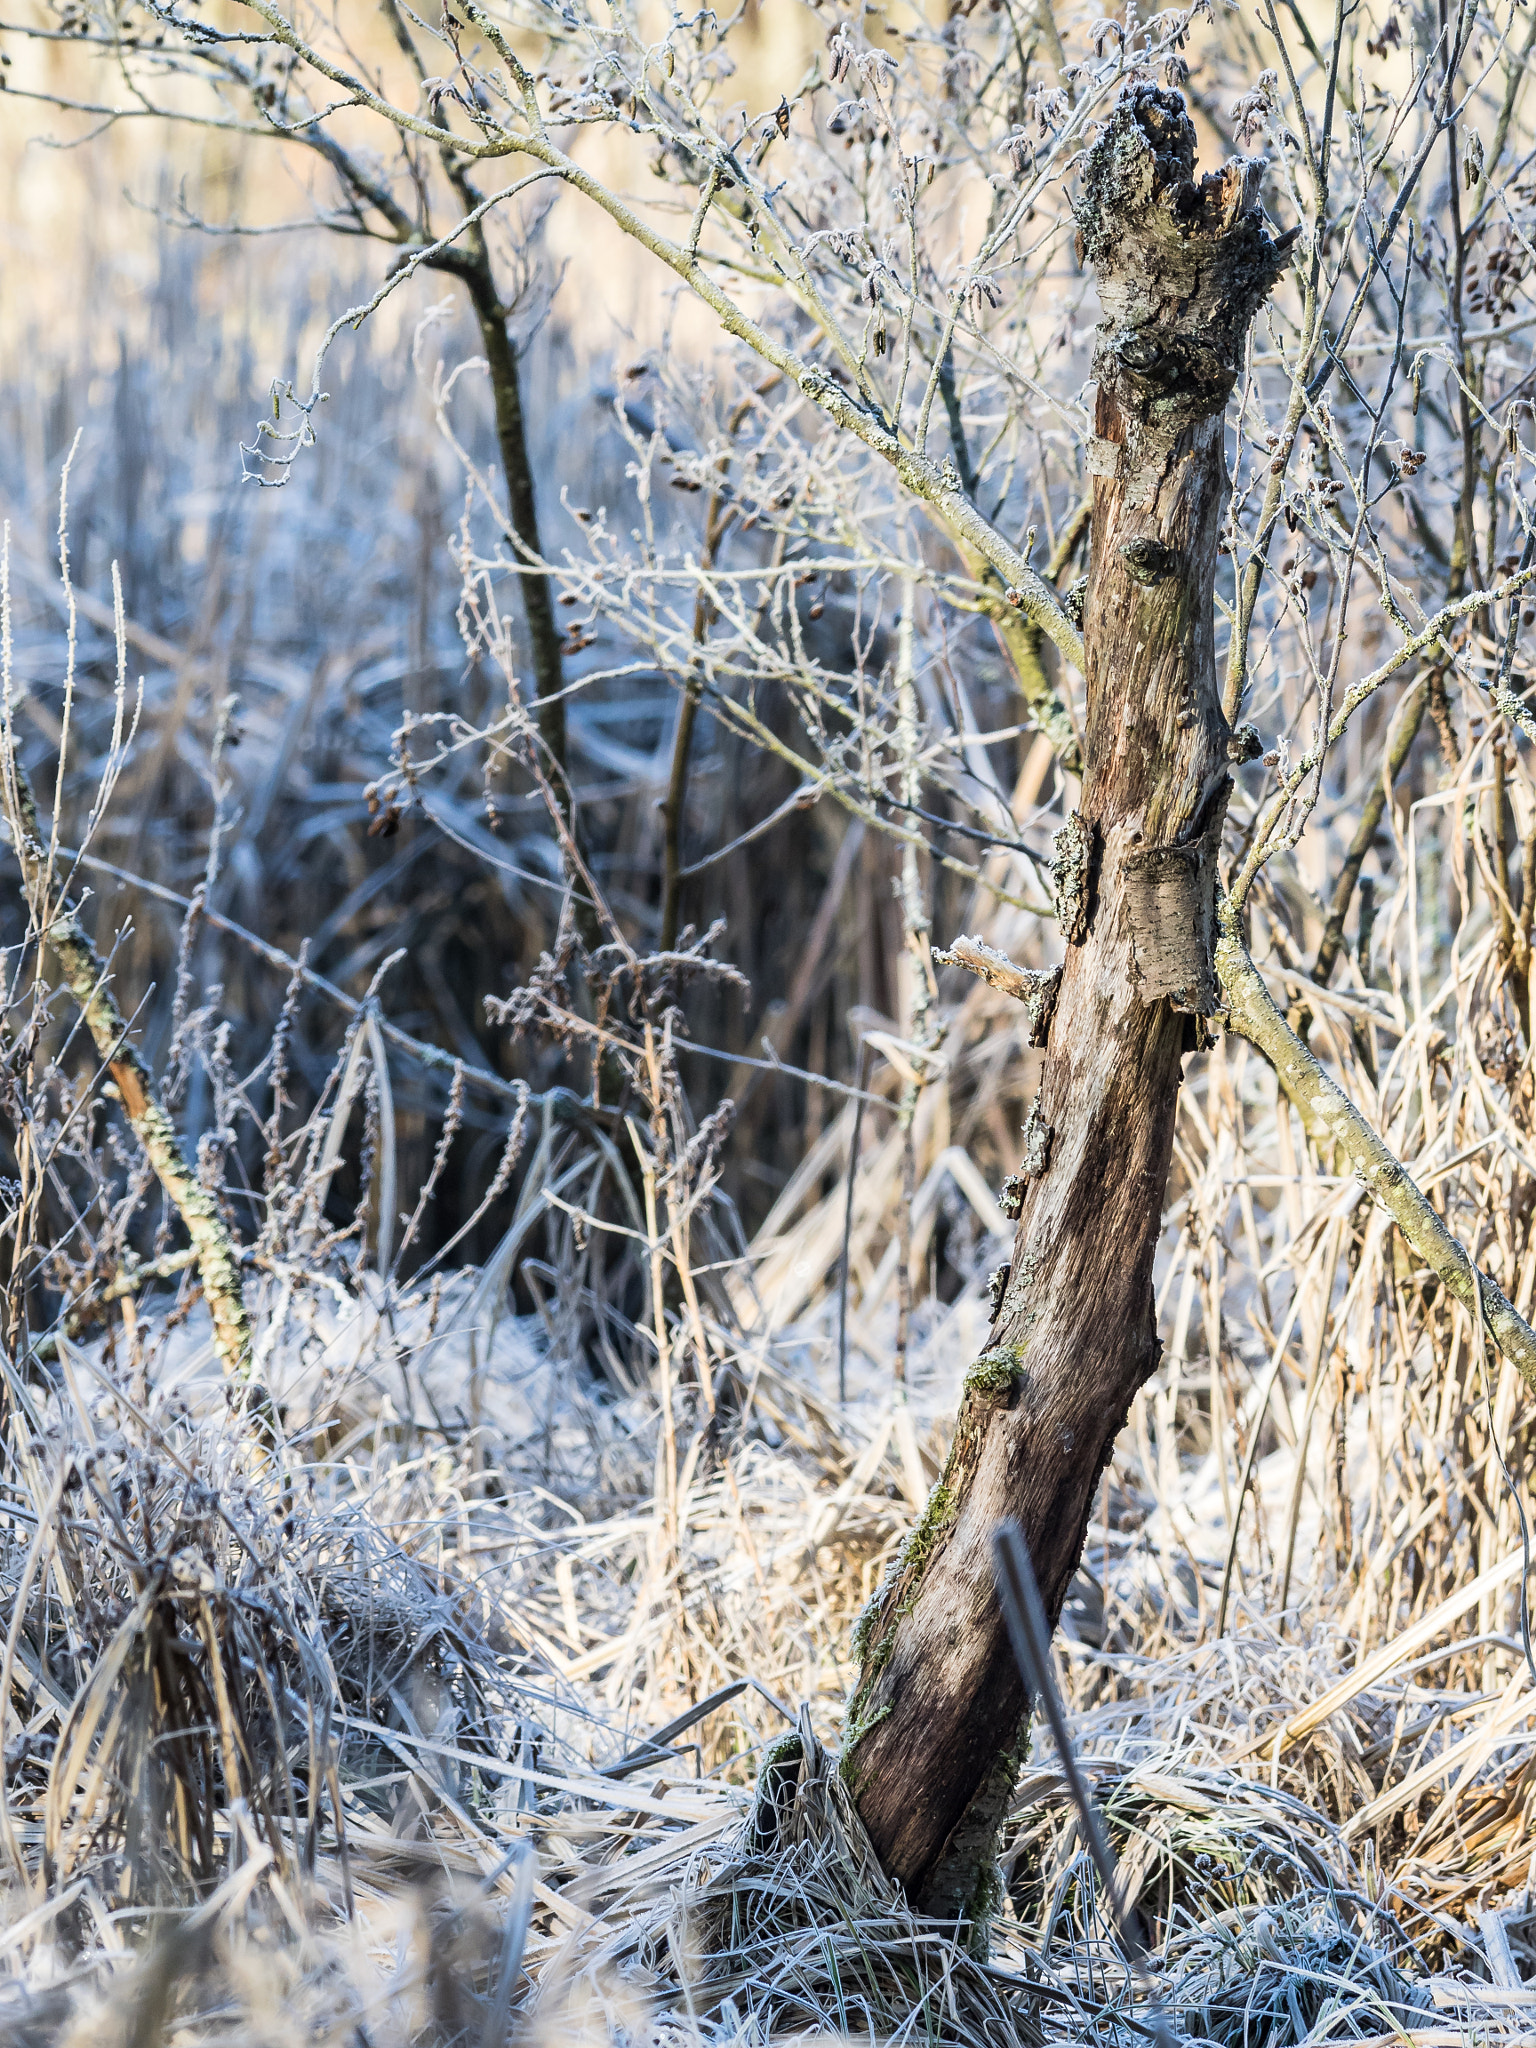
843, 87, 1294, 1927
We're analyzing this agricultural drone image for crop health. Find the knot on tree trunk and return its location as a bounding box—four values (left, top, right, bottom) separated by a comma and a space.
1076, 85, 1296, 437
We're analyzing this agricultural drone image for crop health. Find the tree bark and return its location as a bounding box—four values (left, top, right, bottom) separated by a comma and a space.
840, 87, 1294, 1928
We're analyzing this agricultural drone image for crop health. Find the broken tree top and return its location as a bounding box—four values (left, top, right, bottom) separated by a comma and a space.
1076, 85, 1300, 429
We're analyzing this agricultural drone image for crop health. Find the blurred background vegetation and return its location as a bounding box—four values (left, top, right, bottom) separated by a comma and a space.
0, 5, 1045, 1274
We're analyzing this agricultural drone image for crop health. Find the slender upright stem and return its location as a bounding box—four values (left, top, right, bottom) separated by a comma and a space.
659, 681, 703, 955
459, 261, 568, 780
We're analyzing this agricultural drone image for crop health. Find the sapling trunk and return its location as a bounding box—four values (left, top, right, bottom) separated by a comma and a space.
840, 87, 1295, 1926
460, 262, 569, 784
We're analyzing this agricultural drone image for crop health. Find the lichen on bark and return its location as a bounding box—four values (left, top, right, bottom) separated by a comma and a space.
1051, 812, 1092, 944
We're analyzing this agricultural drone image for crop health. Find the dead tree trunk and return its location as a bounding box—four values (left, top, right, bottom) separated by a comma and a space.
841, 87, 1295, 1926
